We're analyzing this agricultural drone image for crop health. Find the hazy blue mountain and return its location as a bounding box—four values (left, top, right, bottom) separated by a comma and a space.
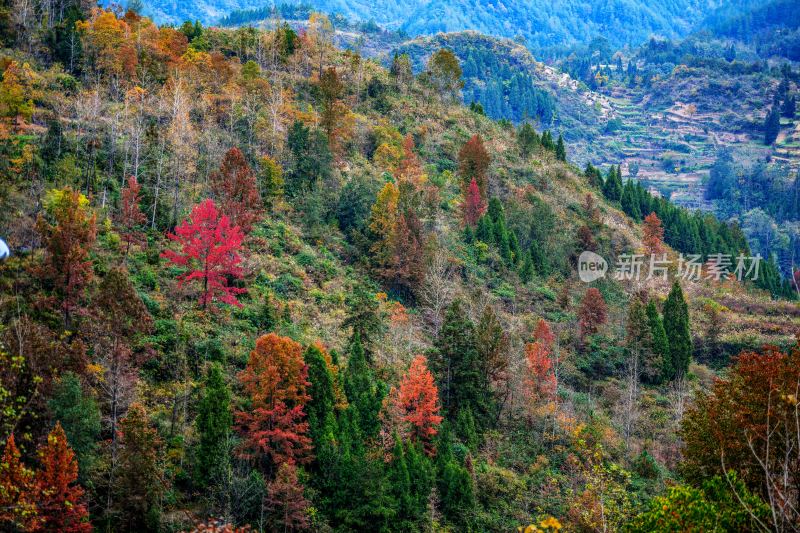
132, 0, 761, 52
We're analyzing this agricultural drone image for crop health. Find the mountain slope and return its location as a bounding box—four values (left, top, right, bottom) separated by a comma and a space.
399, 0, 727, 53
137, 0, 743, 52
388, 32, 615, 161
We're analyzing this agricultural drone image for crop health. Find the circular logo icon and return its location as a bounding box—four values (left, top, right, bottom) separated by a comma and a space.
578, 251, 607, 283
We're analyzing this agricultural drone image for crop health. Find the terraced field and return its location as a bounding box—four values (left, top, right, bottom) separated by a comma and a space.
582, 80, 799, 210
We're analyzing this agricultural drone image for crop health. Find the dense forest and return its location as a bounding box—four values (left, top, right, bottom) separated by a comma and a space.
1, 1, 799, 532
130, 0, 765, 56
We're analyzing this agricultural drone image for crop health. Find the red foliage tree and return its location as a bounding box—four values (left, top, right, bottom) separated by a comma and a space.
463, 177, 486, 227
265, 463, 311, 532
525, 342, 556, 404
395, 134, 425, 186
681, 340, 800, 526
34, 423, 91, 532
457, 134, 490, 197
0, 434, 40, 531
36, 187, 97, 328
387, 355, 442, 453
533, 318, 555, 348
387, 210, 426, 297
118, 175, 147, 256
210, 148, 261, 233
642, 212, 665, 255
526, 319, 557, 404
236, 334, 312, 470
162, 199, 246, 309
578, 288, 608, 341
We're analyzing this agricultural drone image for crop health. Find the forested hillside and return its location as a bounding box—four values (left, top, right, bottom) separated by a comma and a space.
131, 0, 754, 55
1, 3, 799, 532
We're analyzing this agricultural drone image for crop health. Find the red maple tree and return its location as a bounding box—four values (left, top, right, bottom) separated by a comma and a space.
578, 288, 608, 341
162, 199, 246, 309
387, 355, 442, 452
463, 177, 486, 227
210, 147, 262, 233
118, 175, 147, 256
0, 434, 40, 531
236, 333, 312, 469
34, 423, 92, 532
642, 212, 665, 255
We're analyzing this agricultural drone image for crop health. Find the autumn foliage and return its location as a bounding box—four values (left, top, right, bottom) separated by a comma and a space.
162, 199, 246, 309
210, 148, 262, 233
118, 176, 147, 255
458, 134, 490, 197
395, 135, 426, 186
35, 187, 97, 327
369, 181, 426, 296
578, 288, 608, 341
463, 177, 487, 227
642, 212, 665, 255
0, 434, 39, 531
385, 355, 443, 452
265, 463, 311, 532
0, 425, 90, 532
34, 423, 92, 532
236, 333, 312, 469
525, 319, 557, 405
681, 340, 800, 526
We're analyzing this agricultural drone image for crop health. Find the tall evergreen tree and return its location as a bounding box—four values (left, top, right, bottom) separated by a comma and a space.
663, 281, 692, 380
342, 284, 385, 355
517, 122, 539, 156
764, 106, 781, 145
555, 134, 566, 161
432, 300, 493, 431
195, 363, 232, 489
621, 179, 642, 220
602, 165, 623, 202
343, 333, 383, 440
645, 300, 670, 384
782, 93, 796, 119
387, 438, 413, 528
304, 343, 336, 446
48, 372, 101, 481
626, 294, 651, 371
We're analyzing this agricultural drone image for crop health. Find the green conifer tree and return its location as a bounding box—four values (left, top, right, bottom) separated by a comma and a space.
663, 281, 692, 380
343, 333, 383, 440
48, 372, 101, 481
195, 363, 232, 489
646, 300, 670, 384
432, 300, 493, 431
555, 134, 566, 161
519, 250, 535, 283
764, 107, 781, 145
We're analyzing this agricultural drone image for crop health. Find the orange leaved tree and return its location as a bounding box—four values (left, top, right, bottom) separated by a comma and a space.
236, 333, 312, 472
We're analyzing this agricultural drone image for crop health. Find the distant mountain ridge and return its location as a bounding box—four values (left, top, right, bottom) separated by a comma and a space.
133, 0, 757, 53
